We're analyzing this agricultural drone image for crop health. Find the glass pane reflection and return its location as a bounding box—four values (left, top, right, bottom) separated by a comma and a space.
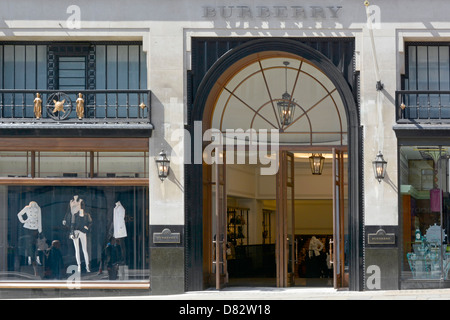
400, 146, 450, 281
0, 185, 149, 282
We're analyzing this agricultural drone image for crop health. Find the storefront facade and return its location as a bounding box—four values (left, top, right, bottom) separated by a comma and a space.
0, 0, 449, 296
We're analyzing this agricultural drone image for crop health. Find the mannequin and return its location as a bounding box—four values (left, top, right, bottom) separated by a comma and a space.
308, 236, 324, 258
308, 236, 325, 278
113, 201, 127, 277
63, 197, 92, 272
17, 201, 42, 274
17, 201, 42, 234
113, 201, 127, 239
70, 195, 81, 214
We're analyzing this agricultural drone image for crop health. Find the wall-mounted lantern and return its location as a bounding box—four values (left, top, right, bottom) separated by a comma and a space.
155, 150, 170, 181
372, 151, 387, 182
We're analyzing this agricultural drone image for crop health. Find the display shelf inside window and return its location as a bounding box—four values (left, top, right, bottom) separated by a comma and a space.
406, 224, 450, 279
227, 207, 249, 247
262, 209, 274, 245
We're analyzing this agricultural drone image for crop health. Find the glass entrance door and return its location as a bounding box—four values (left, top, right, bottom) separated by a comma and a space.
332, 148, 348, 289
212, 151, 228, 289
276, 151, 295, 287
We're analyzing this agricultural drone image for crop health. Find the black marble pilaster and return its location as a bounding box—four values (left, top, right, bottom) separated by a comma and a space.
149, 225, 185, 295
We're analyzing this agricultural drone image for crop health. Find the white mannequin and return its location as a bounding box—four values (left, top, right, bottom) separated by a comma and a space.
17, 201, 42, 234
70, 195, 81, 214
17, 201, 42, 272
113, 201, 127, 239
72, 207, 90, 273
308, 236, 324, 258
63, 197, 91, 273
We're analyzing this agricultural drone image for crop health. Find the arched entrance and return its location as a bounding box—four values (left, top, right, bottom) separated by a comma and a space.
187, 38, 362, 291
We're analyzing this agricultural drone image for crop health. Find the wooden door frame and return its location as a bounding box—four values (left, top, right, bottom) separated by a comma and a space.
276, 146, 348, 288
332, 148, 347, 288
276, 150, 295, 287
202, 145, 349, 288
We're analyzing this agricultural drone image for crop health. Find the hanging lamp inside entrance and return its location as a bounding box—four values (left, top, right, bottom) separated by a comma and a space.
309, 153, 325, 175
277, 61, 296, 126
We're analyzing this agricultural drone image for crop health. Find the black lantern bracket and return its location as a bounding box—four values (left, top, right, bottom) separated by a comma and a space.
155, 150, 170, 181
372, 151, 387, 183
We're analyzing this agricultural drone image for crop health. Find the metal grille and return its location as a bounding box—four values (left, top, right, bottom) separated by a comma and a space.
0, 89, 150, 123
397, 43, 450, 123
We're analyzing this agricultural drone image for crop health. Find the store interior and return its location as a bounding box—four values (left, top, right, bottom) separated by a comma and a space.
225, 152, 344, 287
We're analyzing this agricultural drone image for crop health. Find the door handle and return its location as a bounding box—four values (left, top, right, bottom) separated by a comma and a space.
329, 239, 334, 265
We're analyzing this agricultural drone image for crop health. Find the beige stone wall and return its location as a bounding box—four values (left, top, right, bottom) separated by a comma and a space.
1, 0, 448, 229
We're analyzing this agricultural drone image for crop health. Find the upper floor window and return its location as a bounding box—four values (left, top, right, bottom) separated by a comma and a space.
0, 42, 147, 91
397, 43, 450, 122
406, 44, 450, 92
0, 42, 149, 122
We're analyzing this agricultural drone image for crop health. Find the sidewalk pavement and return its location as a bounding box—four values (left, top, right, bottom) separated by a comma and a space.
53, 286, 450, 300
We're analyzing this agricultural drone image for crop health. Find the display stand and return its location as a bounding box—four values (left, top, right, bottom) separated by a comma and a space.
407, 224, 450, 279
227, 207, 249, 246
262, 209, 274, 245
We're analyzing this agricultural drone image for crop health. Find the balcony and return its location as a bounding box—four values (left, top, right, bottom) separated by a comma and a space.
0, 89, 150, 122
396, 90, 450, 123
0, 89, 152, 137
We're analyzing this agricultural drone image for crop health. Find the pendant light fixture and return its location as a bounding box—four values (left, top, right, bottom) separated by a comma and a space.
277, 61, 296, 126
309, 153, 325, 175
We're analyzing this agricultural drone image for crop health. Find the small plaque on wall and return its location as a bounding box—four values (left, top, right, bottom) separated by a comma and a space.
367, 228, 396, 245
153, 228, 181, 244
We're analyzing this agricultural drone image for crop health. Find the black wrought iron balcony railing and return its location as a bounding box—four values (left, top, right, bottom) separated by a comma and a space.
0, 89, 151, 123
396, 90, 450, 123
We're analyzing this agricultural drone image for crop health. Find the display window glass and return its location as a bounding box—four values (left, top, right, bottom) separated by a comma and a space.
93, 152, 148, 178
0, 151, 148, 179
0, 143, 149, 286
0, 185, 149, 283
400, 145, 450, 281
36, 152, 90, 178
0, 151, 32, 177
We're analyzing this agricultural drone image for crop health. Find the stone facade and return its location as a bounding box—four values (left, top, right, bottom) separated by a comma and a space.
1, 0, 449, 294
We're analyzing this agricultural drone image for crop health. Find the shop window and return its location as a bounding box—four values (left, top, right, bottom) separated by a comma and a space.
0, 185, 149, 282
0, 151, 32, 177
400, 146, 450, 281
0, 144, 149, 285
93, 152, 148, 178
37, 152, 90, 178
0, 151, 148, 179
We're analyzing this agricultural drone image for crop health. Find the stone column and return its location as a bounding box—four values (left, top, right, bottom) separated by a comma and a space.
147, 24, 186, 294
360, 24, 399, 290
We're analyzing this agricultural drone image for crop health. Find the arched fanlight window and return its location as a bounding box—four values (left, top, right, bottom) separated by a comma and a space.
211, 54, 347, 146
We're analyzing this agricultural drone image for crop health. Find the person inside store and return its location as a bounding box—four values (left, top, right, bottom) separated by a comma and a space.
307, 236, 325, 277
44, 240, 64, 280
100, 237, 124, 280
